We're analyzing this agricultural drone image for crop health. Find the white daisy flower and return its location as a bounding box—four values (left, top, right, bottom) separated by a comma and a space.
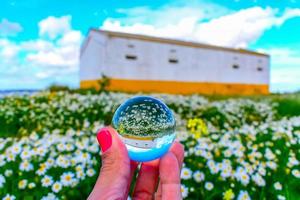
41, 175, 54, 187
237, 190, 251, 200
28, 182, 36, 189
60, 172, 75, 186
277, 195, 286, 200
41, 193, 59, 200
18, 179, 28, 189
87, 168, 96, 177
20, 160, 33, 172
180, 167, 192, 180
204, 182, 214, 191
274, 182, 282, 190
181, 184, 189, 198
52, 181, 62, 193
252, 173, 265, 187
2, 194, 16, 200
0, 174, 5, 188
193, 171, 205, 182
4, 170, 13, 177
291, 169, 300, 178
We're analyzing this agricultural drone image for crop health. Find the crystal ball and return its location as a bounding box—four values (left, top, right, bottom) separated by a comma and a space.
112, 96, 176, 162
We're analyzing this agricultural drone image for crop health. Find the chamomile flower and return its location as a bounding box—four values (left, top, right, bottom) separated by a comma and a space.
18, 179, 28, 189
60, 172, 75, 186
20, 160, 33, 171
180, 167, 192, 180
193, 171, 205, 182
52, 182, 62, 193
28, 182, 36, 189
291, 169, 300, 178
41, 193, 59, 200
181, 184, 188, 198
41, 175, 54, 187
2, 194, 16, 200
87, 168, 96, 177
0, 174, 5, 188
205, 182, 214, 191
237, 190, 251, 200
274, 182, 282, 190
277, 195, 286, 200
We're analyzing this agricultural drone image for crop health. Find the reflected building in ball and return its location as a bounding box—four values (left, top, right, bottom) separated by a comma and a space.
80, 29, 270, 95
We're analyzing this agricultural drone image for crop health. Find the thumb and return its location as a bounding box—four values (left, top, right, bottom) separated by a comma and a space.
88, 127, 134, 200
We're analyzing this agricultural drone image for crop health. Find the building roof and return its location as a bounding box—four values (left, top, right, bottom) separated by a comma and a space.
90, 28, 269, 57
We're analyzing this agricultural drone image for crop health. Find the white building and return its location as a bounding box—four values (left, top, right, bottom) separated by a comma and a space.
80, 29, 270, 95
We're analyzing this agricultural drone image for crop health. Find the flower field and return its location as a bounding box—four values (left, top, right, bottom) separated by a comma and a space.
0, 91, 299, 200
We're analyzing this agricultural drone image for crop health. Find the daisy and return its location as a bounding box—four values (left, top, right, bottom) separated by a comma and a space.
20, 160, 33, 172
41, 193, 59, 200
180, 167, 192, 180
237, 190, 251, 200
277, 195, 286, 200
28, 182, 36, 189
87, 168, 96, 177
52, 181, 62, 193
193, 171, 205, 182
4, 170, 13, 177
0, 174, 5, 188
181, 184, 188, 198
60, 172, 75, 186
18, 179, 28, 189
204, 182, 214, 191
41, 175, 54, 187
2, 194, 16, 200
291, 169, 300, 178
274, 182, 282, 190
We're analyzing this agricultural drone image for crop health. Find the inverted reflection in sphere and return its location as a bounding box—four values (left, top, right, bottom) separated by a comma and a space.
112, 96, 176, 162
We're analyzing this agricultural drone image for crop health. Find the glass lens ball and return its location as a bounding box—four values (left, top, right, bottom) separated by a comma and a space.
112, 96, 176, 162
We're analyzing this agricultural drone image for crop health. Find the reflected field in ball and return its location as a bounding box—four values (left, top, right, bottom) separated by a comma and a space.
112, 96, 176, 162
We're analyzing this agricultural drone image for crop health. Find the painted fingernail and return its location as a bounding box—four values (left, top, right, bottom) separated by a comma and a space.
96, 128, 112, 153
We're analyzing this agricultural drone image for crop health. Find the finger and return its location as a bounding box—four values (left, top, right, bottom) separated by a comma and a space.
88, 127, 131, 200
155, 141, 184, 200
132, 159, 160, 200
159, 152, 182, 200
169, 141, 185, 169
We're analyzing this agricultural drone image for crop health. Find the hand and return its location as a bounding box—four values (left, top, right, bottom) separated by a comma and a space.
88, 126, 184, 200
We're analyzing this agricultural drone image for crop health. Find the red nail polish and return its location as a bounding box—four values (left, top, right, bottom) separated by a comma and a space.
96, 129, 112, 153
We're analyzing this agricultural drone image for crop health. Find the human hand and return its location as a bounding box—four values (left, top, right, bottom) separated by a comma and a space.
88, 126, 184, 200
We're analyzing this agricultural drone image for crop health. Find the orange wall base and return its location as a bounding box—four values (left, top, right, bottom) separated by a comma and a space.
80, 79, 269, 95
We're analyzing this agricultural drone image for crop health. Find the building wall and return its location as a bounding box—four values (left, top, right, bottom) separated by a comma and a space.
80, 31, 270, 95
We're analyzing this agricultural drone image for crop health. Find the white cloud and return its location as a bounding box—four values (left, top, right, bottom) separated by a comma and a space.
266, 47, 300, 92
101, 6, 300, 48
38, 16, 72, 39
0, 18, 23, 37
0, 15, 83, 89
26, 16, 83, 73
0, 39, 20, 60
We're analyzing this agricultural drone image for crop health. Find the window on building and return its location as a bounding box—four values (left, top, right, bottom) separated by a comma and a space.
232, 64, 239, 69
169, 58, 178, 64
257, 67, 263, 71
125, 55, 137, 60
128, 44, 135, 48
170, 49, 176, 53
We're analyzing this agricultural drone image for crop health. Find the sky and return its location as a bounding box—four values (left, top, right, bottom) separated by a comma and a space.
0, 0, 300, 92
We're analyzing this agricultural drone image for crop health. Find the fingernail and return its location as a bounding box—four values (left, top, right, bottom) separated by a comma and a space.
96, 128, 112, 153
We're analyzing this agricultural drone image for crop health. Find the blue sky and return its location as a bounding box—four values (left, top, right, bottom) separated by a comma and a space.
0, 0, 300, 92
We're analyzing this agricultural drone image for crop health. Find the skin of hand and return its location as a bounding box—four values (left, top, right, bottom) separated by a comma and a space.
88, 126, 184, 200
